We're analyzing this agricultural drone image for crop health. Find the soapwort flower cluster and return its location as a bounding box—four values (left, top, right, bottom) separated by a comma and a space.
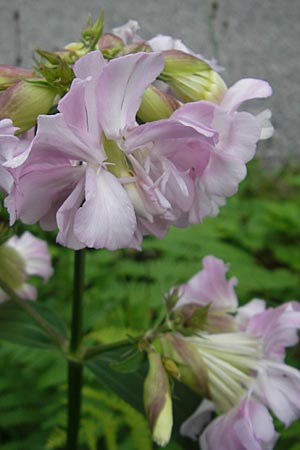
142, 256, 300, 449
0, 20, 272, 251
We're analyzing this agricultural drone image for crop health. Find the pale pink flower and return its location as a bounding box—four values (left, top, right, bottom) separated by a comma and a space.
0, 231, 53, 301
124, 78, 272, 224
6, 50, 167, 250
181, 396, 278, 450
241, 300, 300, 361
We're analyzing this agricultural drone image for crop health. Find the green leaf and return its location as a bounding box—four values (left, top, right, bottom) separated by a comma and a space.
0, 301, 68, 348
86, 346, 146, 412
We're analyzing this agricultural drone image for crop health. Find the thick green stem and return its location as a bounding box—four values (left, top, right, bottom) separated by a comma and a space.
0, 276, 66, 348
67, 249, 85, 450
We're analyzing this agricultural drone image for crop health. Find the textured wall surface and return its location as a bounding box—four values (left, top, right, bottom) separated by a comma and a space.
1, 0, 299, 166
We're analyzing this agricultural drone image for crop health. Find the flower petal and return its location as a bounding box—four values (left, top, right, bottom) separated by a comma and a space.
74, 166, 136, 250
97, 52, 164, 139
220, 78, 272, 112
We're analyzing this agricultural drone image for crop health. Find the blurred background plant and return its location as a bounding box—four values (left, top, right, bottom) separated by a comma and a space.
1, 159, 299, 450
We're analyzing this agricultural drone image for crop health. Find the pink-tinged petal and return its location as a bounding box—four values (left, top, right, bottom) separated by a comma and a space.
56, 176, 86, 250
112, 20, 141, 44
34, 114, 105, 164
58, 78, 88, 132
0, 166, 13, 193
73, 50, 107, 80
72, 51, 107, 139
172, 101, 217, 138
74, 166, 136, 250
176, 255, 238, 312
0, 118, 18, 135
256, 109, 274, 140
180, 400, 215, 441
213, 110, 261, 162
97, 52, 164, 139
3, 138, 33, 168
201, 152, 247, 198
255, 362, 300, 426
154, 137, 212, 178
234, 398, 278, 450
188, 179, 224, 223
124, 118, 215, 153
236, 299, 266, 331
246, 302, 300, 361
200, 397, 278, 450
220, 78, 272, 112
9, 158, 85, 227
6, 231, 53, 281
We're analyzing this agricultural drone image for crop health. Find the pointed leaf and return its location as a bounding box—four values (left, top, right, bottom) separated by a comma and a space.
0, 301, 68, 348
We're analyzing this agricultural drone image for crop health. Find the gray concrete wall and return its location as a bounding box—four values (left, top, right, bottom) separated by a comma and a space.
1, 0, 299, 166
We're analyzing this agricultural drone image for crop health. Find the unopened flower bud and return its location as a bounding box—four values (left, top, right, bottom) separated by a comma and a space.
160, 50, 227, 103
144, 351, 173, 447
138, 85, 180, 122
0, 80, 58, 133
97, 33, 124, 58
0, 65, 35, 91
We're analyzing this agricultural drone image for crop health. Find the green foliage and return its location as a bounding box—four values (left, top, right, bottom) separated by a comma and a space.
1, 161, 300, 448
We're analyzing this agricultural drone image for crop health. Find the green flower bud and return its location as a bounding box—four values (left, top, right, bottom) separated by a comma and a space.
0, 79, 58, 133
0, 244, 25, 290
0, 65, 35, 91
97, 33, 124, 58
138, 85, 180, 122
160, 50, 227, 103
144, 351, 173, 447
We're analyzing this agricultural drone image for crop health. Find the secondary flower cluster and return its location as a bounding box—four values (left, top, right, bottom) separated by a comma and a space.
0, 21, 272, 251
143, 256, 300, 449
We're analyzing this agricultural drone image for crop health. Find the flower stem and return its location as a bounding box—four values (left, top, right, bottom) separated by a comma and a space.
0, 276, 66, 348
67, 249, 85, 450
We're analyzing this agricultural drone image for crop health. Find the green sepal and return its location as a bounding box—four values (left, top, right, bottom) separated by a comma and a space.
172, 303, 210, 334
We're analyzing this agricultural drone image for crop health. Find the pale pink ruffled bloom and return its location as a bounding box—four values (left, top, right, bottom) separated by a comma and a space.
181, 396, 278, 450
6, 53, 272, 249
124, 78, 273, 225
6, 50, 171, 250
0, 231, 53, 301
